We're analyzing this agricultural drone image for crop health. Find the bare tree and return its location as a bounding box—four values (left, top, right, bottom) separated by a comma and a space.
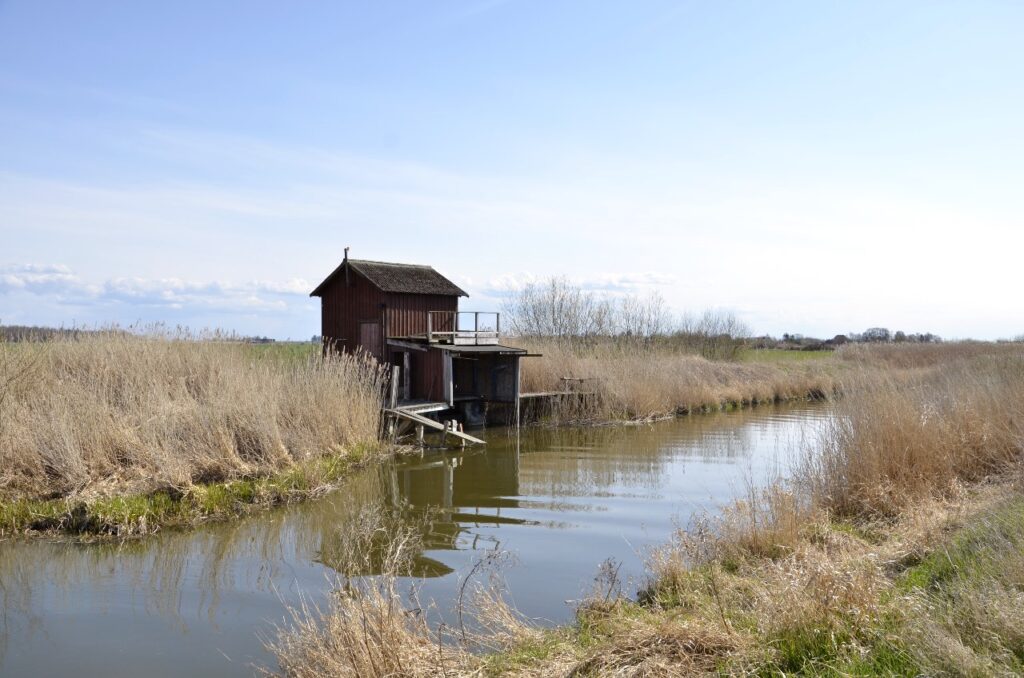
502, 277, 614, 339
675, 309, 751, 360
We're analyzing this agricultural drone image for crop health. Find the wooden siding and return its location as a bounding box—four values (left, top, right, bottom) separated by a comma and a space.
411, 347, 446, 401
319, 271, 458, 360
383, 292, 457, 341
320, 268, 387, 355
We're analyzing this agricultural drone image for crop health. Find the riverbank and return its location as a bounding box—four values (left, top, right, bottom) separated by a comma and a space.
271, 345, 1024, 676
488, 346, 1024, 675
519, 339, 843, 424
0, 332, 387, 538
0, 443, 389, 537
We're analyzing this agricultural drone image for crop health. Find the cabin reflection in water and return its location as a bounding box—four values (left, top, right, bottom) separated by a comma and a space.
315, 411, 771, 579
317, 442, 527, 579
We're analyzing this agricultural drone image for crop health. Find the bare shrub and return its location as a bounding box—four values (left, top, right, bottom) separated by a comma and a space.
675, 309, 752, 360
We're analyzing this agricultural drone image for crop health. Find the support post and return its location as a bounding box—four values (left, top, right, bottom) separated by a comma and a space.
427, 312, 433, 343
389, 365, 399, 409
387, 365, 399, 438
514, 355, 521, 433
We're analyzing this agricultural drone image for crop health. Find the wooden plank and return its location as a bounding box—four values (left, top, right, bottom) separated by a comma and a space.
519, 391, 594, 398
383, 408, 486, 445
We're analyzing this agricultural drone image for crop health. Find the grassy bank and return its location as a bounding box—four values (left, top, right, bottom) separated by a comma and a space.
270, 344, 1024, 676
0, 332, 387, 537
519, 339, 842, 424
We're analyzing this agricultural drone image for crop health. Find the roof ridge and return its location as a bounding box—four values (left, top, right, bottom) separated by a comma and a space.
348, 258, 434, 269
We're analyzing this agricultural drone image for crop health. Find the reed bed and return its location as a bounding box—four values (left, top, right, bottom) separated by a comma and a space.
271, 343, 1024, 676
519, 339, 839, 423
0, 332, 386, 506
804, 353, 1024, 518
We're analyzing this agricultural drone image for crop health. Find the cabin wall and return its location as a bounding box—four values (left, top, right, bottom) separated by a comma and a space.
320, 272, 459, 360
319, 269, 386, 356
412, 348, 446, 401
384, 293, 458, 342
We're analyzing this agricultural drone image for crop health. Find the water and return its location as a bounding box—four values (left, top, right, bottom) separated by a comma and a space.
0, 404, 829, 677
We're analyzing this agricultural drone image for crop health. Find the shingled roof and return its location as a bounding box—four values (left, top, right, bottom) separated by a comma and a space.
310, 258, 468, 297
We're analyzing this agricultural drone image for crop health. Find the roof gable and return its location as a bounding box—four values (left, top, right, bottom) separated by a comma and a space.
310, 258, 468, 297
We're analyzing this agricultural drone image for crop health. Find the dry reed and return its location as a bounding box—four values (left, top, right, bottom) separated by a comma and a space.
802, 353, 1024, 518
0, 331, 386, 503
519, 339, 837, 423
273, 343, 1024, 676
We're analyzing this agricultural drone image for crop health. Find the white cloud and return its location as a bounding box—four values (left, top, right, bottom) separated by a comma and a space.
480, 271, 676, 296
1, 263, 309, 314
0, 263, 89, 295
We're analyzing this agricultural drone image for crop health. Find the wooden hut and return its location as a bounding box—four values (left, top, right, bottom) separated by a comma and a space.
311, 250, 528, 425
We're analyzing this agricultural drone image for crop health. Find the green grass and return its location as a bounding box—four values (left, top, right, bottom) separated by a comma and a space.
0, 441, 382, 538
241, 341, 319, 365
899, 497, 1024, 594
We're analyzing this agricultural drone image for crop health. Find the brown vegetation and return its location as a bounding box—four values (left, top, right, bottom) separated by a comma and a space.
271, 343, 1024, 676
519, 339, 838, 423
0, 331, 385, 505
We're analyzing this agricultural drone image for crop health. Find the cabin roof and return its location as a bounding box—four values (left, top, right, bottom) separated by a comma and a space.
310, 258, 468, 297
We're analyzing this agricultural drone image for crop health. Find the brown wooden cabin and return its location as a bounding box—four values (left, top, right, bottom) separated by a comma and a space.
310, 252, 527, 425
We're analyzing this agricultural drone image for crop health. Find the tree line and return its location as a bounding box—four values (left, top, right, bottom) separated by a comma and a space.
500, 277, 751, 359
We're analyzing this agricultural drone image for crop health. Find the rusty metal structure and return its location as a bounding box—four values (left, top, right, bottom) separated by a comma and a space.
311, 250, 529, 430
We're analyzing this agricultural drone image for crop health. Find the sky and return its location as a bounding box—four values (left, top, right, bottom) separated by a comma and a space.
2, 1, 1022, 340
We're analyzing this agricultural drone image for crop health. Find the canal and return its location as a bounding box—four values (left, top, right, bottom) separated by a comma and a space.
0, 404, 829, 676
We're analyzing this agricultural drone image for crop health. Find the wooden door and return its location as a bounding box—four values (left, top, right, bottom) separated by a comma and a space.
359, 321, 382, 360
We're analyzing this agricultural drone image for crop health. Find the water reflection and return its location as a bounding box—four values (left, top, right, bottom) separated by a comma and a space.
0, 404, 827, 677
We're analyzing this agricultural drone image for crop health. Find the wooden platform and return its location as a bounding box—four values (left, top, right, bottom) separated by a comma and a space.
394, 400, 449, 415
384, 407, 487, 445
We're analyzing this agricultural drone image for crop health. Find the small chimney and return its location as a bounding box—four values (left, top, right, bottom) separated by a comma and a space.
344, 246, 351, 285
344, 246, 350, 261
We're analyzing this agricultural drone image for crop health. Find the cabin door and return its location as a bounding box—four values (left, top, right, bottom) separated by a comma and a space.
359, 321, 382, 360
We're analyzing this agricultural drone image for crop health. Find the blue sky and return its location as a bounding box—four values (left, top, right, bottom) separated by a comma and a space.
2, 1, 1022, 340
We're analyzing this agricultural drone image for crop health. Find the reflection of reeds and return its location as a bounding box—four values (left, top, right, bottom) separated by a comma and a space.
0, 331, 385, 503
269, 508, 533, 678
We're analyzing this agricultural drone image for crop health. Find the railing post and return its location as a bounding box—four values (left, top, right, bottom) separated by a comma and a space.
474, 312, 479, 345
427, 312, 432, 343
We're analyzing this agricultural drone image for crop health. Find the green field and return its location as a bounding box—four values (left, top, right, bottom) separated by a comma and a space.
241, 341, 319, 364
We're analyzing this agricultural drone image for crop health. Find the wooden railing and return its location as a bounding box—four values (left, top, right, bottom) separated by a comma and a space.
426, 311, 500, 345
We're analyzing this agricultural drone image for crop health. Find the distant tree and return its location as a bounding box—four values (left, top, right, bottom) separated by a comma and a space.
863, 327, 892, 343
894, 330, 907, 343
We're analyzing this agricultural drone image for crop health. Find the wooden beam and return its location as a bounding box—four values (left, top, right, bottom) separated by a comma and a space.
383, 408, 486, 445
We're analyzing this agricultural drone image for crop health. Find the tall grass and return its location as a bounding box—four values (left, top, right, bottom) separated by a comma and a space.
270, 344, 1024, 675
520, 338, 837, 423
803, 353, 1024, 518
0, 331, 386, 503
